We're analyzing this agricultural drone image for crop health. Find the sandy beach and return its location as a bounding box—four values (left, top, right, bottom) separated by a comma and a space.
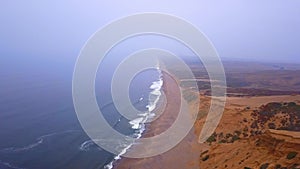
115, 72, 205, 169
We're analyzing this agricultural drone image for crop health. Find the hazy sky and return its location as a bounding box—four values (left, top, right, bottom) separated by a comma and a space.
1, 0, 300, 64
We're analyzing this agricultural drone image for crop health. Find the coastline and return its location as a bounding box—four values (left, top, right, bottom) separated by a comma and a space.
114, 72, 204, 169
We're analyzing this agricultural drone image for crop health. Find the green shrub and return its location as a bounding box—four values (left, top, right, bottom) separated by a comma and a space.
226, 133, 233, 138
268, 122, 276, 129
234, 130, 242, 136
219, 139, 227, 144
206, 135, 216, 143
287, 152, 298, 160
274, 164, 281, 169
232, 135, 240, 142
260, 163, 269, 169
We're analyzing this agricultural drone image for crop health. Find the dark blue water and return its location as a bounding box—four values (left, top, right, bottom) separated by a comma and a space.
0, 56, 160, 169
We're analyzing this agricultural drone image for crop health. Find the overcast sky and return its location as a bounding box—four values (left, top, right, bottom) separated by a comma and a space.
1, 0, 300, 65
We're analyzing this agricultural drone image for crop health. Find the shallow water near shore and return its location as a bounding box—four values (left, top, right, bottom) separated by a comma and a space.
0, 63, 162, 169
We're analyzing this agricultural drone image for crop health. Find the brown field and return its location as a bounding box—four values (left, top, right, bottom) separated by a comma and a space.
116, 60, 300, 169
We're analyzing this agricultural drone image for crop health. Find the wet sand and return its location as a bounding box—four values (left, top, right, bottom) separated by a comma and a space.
115, 72, 205, 169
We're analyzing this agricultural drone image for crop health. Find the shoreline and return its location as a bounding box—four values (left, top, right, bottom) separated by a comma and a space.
114, 72, 204, 169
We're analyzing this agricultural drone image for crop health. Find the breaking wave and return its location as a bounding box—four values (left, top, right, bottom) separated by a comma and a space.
79, 139, 103, 151
103, 66, 164, 169
1, 130, 80, 153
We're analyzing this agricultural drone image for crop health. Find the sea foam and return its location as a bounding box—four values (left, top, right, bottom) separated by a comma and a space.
103, 66, 163, 169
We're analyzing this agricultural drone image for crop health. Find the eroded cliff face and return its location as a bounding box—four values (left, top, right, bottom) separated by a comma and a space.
199, 129, 300, 169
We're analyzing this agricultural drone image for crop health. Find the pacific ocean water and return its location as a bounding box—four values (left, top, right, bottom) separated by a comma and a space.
0, 57, 162, 169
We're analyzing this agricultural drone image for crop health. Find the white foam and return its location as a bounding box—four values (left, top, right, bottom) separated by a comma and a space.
146, 91, 162, 112
79, 140, 94, 151
150, 80, 163, 90
103, 142, 133, 169
104, 66, 163, 169
129, 117, 144, 129
137, 112, 148, 117
2, 139, 43, 152
146, 104, 155, 112
1, 130, 79, 153
104, 162, 113, 169
150, 90, 161, 96
79, 139, 104, 151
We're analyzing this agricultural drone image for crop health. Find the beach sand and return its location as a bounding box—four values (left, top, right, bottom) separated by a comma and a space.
115, 72, 206, 169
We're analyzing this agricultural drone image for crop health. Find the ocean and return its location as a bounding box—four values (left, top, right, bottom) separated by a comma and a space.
0, 58, 163, 169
